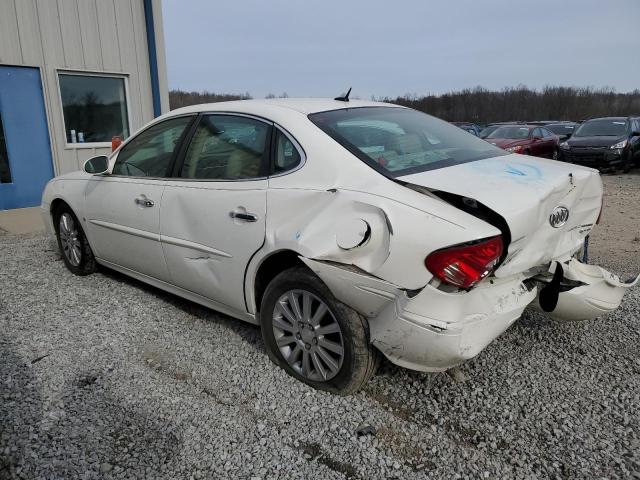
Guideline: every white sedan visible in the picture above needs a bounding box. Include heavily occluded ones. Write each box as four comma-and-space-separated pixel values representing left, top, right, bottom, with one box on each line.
42, 98, 637, 393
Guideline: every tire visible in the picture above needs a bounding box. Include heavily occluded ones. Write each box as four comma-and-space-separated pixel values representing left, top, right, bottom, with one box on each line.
524, 149, 531, 156
552, 148, 559, 160
53, 204, 97, 276
621, 150, 632, 173
260, 267, 378, 394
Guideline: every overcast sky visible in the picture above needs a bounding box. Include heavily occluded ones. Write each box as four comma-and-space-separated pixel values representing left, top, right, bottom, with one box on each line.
162, 0, 640, 99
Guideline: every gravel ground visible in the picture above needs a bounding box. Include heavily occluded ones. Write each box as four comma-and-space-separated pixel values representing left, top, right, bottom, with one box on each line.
1, 174, 639, 479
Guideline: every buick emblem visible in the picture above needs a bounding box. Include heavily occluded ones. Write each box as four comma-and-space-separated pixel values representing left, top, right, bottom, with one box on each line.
549, 206, 569, 228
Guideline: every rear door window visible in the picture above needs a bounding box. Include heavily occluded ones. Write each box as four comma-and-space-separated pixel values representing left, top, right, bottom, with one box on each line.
179, 115, 271, 180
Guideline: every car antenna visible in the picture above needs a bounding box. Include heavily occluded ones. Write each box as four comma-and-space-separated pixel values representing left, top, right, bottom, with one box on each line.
334, 87, 352, 102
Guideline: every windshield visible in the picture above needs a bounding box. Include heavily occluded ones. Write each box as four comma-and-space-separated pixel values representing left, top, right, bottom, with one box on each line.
487, 126, 531, 139
308, 107, 506, 176
574, 119, 627, 137
546, 124, 574, 134
479, 125, 499, 138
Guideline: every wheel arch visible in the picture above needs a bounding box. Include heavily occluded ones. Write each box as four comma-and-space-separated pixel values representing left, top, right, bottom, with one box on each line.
250, 249, 308, 316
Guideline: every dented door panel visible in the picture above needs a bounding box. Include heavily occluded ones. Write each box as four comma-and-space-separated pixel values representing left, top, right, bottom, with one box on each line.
161, 180, 267, 312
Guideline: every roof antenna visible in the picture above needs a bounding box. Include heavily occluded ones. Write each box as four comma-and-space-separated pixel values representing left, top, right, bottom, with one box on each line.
334, 87, 352, 102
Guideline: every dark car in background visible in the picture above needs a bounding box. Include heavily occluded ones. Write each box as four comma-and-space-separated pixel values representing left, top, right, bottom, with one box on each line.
451, 122, 482, 136
546, 122, 577, 141
559, 116, 640, 172
485, 125, 559, 158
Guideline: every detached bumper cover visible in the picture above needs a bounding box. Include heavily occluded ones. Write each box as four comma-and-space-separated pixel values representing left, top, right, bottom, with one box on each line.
369, 276, 537, 372
543, 259, 639, 321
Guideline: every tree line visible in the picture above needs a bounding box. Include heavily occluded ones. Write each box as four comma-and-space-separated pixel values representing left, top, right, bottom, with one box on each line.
170, 86, 640, 123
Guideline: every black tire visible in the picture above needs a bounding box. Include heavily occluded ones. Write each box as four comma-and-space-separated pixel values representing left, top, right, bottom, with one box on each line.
621, 150, 632, 173
524, 149, 531, 156
53, 204, 97, 276
260, 267, 378, 394
552, 148, 559, 160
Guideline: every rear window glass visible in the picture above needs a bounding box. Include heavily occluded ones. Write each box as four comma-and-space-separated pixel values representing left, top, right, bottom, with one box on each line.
308, 107, 506, 177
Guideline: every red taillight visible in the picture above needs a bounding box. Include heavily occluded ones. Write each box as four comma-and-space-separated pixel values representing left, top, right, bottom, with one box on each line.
425, 236, 504, 289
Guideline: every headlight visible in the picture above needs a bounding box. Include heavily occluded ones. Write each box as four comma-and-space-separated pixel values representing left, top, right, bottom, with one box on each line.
560, 142, 570, 150
610, 139, 627, 149
506, 145, 524, 153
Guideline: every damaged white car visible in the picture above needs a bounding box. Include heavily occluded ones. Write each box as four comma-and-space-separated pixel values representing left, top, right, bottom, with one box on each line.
41, 98, 638, 393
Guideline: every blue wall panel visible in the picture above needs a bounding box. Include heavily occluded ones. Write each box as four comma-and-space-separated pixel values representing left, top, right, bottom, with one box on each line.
0, 66, 54, 210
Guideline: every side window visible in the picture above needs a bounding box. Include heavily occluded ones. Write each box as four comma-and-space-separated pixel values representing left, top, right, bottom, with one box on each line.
113, 116, 192, 177
180, 115, 270, 180
273, 129, 302, 174
542, 128, 553, 137
532, 128, 543, 138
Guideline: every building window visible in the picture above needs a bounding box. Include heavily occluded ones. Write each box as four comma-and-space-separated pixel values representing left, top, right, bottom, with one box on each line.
0, 112, 11, 183
58, 73, 130, 145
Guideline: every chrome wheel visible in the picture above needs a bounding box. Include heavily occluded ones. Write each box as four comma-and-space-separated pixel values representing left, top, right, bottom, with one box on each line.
272, 289, 344, 382
59, 213, 82, 267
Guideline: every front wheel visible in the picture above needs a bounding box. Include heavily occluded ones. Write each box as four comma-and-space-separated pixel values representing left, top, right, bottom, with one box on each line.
53, 206, 97, 276
260, 267, 378, 394
621, 150, 632, 173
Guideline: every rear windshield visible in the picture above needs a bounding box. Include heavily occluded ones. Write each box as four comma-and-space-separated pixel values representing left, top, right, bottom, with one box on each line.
574, 119, 627, 137
308, 107, 506, 176
487, 126, 531, 139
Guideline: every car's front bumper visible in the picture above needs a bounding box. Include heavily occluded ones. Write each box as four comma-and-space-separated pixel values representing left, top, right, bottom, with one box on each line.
561, 148, 623, 168
369, 276, 537, 372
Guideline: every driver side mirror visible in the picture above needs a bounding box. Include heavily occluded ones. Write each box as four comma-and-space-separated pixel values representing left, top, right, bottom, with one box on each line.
83, 155, 109, 174
632, 131, 640, 137
533, 136, 542, 142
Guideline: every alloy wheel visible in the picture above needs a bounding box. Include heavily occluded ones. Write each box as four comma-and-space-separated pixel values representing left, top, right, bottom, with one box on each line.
272, 289, 344, 382
59, 213, 82, 267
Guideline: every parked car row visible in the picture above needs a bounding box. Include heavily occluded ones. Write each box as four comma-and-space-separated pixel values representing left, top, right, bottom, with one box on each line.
451, 116, 640, 171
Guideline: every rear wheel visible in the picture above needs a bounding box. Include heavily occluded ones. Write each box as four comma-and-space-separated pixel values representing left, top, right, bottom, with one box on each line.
53, 205, 97, 276
552, 148, 559, 160
260, 267, 378, 394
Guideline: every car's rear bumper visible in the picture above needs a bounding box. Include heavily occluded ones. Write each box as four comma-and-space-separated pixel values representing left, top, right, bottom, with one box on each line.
369, 276, 537, 372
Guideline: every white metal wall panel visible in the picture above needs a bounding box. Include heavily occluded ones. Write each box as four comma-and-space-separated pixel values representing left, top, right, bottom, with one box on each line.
0, 0, 22, 64
77, 0, 104, 71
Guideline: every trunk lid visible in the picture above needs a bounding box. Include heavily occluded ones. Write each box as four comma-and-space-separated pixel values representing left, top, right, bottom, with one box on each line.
398, 154, 603, 277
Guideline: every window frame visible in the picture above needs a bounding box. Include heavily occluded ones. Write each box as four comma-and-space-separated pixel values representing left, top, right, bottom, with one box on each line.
108, 114, 198, 180
268, 125, 307, 178
56, 69, 132, 150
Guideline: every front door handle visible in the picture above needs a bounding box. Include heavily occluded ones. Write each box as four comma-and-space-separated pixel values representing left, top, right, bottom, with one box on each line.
134, 196, 154, 208
230, 210, 258, 222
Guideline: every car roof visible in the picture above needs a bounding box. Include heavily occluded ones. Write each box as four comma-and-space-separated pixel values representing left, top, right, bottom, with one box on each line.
584, 116, 627, 122
168, 98, 402, 116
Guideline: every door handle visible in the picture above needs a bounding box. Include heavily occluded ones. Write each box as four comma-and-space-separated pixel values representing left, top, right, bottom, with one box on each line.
230, 210, 258, 222
134, 196, 154, 207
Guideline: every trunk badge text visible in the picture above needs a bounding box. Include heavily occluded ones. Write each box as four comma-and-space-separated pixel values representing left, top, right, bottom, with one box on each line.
549, 206, 570, 228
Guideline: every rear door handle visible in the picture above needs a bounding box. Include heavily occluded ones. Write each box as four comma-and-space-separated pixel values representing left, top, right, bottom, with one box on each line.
134, 196, 154, 207
230, 211, 258, 222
